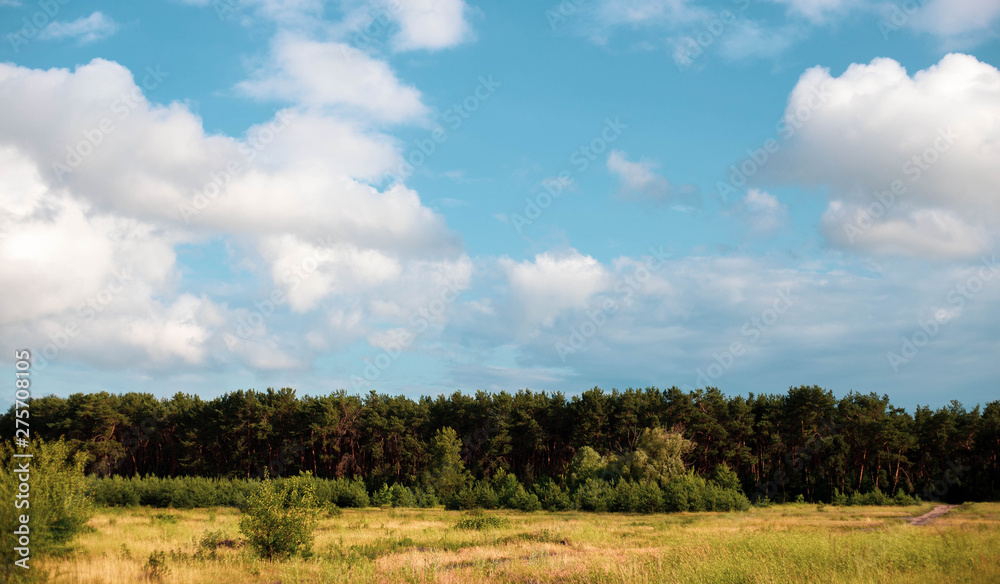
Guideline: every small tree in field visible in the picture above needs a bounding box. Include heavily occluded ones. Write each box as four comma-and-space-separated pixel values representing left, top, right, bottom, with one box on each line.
423, 427, 470, 501
238, 474, 319, 560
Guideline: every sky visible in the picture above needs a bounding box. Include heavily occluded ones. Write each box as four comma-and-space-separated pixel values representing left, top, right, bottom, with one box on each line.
0, 0, 998, 413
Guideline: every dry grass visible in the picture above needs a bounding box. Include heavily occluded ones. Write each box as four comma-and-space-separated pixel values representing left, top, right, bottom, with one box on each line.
39, 502, 1000, 583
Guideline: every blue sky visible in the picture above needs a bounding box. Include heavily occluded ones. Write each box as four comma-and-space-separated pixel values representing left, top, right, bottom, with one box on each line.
0, 0, 998, 412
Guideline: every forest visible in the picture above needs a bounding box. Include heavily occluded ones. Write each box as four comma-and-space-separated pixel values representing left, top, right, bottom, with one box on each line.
2, 385, 997, 504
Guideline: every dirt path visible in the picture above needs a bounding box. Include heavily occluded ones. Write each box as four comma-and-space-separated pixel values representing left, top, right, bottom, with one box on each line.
906, 504, 958, 526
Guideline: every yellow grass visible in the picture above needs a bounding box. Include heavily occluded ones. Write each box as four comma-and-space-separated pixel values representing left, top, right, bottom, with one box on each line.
39, 502, 1000, 583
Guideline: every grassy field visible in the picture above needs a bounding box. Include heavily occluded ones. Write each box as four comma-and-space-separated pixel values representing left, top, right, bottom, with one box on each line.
39, 502, 1000, 584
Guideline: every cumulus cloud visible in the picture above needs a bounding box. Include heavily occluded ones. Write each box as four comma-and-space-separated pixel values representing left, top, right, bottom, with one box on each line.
607, 150, 700, 207
238, 33, 428, 123
907, 0, 1000, 39
734, 189, 787, 234
500, 250, 611, 331
770, 53, 1000, 259
0, 58, 469, 372
38, 12, 118, 44
388, 0, 474, 51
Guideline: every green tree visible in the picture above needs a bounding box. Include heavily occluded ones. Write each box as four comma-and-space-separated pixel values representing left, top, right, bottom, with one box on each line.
621, 427, 693, 487
238, 474, 319, 560
423, 427, 470, 501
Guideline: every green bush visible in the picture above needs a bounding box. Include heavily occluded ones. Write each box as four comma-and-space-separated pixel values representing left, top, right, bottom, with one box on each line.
444, 483, 478, 510
494, 472, 542, 512
454, 513, 510, 530
144, 550, 169, 580
238, 475, 320, 560
372, 483, 393, 507
473, 483, 500, 509
533, 478, 572, 511
574, 478, 612, 512
413, 485, 439, 508
389, 483, 417, 507
0, 438, 93, 582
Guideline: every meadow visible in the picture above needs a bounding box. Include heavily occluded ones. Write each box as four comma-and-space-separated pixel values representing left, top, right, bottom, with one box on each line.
39, 502, 1000, 584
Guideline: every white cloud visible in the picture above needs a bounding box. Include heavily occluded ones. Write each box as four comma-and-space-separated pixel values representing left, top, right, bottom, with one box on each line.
735, 189, 787, 234
771, 53, 1000, 259
607, 150, 700, 207
389, 0, 474, 51
0, 58, 470, 372
908, 0, 1000, 38
765, 0, 860, 23
38, 12, 118, 44
594, 0, 707, 27
500, 250, 611, 331
238, 33, 428, 123
717, 21, 804, 61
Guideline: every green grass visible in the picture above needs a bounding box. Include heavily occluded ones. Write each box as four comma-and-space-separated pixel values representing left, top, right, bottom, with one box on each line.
39, 502, 1000, 583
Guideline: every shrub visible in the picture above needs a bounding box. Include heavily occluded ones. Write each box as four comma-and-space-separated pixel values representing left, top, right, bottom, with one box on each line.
473, 483, 499, 509
238, 475, 320, 560
454, 513, 510, 530
444, 484, 478, 510
533, 479, 572, 511
413, 485, 439, 508
0, 438, 93, 577
372, 483, 393, 507
709, 463, 743, 494
493, 472, 542, 512
144, 550, 169, 580
389, 483, 417, 508
574, 478, 612, 512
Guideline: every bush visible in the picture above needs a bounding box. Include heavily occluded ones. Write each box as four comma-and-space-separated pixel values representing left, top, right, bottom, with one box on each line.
413, 485, 439, 508
238, 475, 320, 560
444, 483, 478, 510
709, 463, 743, 494
533, 479, 572, 511
662, 472, 750, 512
574, 478, 612, 512
0, 438, 93, 581
454, 513, 510, 530
473, 483, 500, 509
144, 550, 169, 580
493, 472, 541, 512
372, 483, 393, 507
389, 483, 417, 508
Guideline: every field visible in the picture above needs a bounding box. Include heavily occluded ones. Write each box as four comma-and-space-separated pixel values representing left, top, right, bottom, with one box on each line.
39, 503, 1000, 584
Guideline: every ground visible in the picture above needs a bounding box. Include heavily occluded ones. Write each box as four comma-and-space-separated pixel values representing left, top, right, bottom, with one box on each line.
39, 502, 1000, 583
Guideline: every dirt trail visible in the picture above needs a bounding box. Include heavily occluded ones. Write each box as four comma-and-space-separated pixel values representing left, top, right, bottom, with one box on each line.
906, 504, 958, 526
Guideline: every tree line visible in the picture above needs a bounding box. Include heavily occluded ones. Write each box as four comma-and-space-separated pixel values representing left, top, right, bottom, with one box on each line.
2, 385, 997, 503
